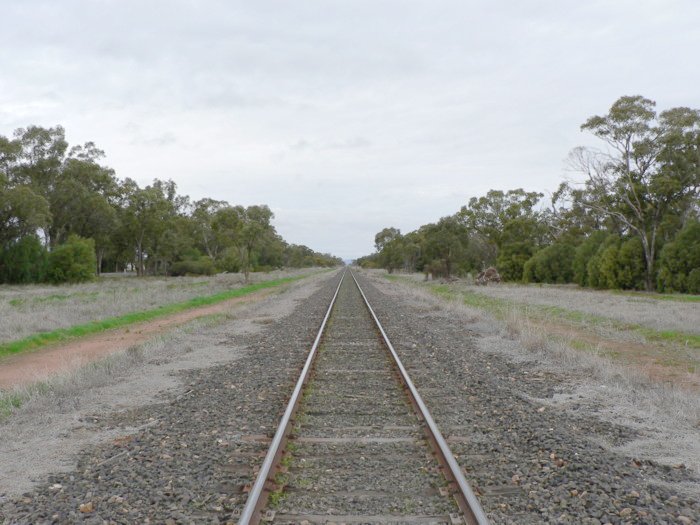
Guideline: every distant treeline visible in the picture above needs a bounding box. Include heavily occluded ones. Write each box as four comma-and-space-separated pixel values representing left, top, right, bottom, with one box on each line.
0, 125, 342, 284
357, 96, 700, 293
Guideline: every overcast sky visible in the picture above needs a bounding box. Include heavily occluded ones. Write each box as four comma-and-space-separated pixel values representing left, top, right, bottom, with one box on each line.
2, 1, 699, 259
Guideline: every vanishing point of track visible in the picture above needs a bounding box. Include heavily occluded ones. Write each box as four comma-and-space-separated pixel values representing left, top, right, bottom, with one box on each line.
238, 269, 489, 525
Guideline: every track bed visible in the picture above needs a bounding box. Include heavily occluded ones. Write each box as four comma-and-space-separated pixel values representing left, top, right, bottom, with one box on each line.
269, 275, 460, 524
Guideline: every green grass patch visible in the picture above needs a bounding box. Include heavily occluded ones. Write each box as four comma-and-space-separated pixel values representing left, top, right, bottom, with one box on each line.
612, 290, 700, 303
0, 275, 308, 359
166, 280, 210, 290
0, 393, 22, 418
9, 291, 101, 307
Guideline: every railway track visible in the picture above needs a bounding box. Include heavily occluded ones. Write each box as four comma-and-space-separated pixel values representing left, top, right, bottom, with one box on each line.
238, 269, 489, 525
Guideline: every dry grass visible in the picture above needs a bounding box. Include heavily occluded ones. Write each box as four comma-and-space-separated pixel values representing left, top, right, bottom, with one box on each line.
0, 312, 226, 421
501, 310, 700, 424
462, 281, 700, 336
0, 269, 315, 344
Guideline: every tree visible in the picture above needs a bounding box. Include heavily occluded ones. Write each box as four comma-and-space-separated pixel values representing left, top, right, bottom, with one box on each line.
570, 95, 700, 290
495, 217, 544, 281
12, 126, 68, 245
50, 151, 119, 272
458, 189, 544, 253
0, 235, 48, 284
191, 198, 230, 259
374, 227, 404, 273
237, 205, 276, 281
420, 217, 469, 277
0, 175, 51, 249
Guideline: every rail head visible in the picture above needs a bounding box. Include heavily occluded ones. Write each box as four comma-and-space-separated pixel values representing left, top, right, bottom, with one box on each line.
238, 268, 347, 525
349, 269, 490, 525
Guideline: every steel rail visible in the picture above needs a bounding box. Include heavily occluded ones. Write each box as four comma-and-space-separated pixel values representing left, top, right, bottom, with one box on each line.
349, 269, 490, 525
238, 268, 347, 525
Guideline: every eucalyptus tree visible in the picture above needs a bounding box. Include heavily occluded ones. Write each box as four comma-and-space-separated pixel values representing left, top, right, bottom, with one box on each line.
570, 95, 700, 290
237, 205, 276, 281
192, 198, 230, 259
420, 216, 469, 278
0, 173, 50, 249
374, 227, 404, 273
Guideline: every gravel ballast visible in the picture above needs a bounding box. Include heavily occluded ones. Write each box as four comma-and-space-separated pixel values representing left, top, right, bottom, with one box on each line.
272, 273, 458, 523
356, 271, 700, 524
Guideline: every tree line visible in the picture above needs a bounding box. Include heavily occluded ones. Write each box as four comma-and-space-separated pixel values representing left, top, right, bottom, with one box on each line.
357, 96, 700, 293
0, 125, 342, 284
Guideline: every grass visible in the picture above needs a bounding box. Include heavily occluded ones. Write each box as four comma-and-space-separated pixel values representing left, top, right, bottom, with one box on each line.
0, 275, 307, 359
383, 273, 699, 385
612, 290, 700, 303
0, 393, 22, 418
9, 291, 100, 307
0, 269, 325, 344
0, 311, 229, 420
394, 277, 700, 350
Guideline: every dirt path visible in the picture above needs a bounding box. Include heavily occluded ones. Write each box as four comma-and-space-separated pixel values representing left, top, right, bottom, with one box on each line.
0, 289, 274, 390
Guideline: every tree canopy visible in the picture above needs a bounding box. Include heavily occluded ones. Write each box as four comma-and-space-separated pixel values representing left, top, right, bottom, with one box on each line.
0, 125, 342, 284
360, 95, 699, 293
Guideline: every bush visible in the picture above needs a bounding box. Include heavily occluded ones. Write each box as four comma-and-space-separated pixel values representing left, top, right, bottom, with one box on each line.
215, 247, 241, 273
0, 235, 48, 283
616, 237, 646, 290
586, 234, 620, 288
497, 241, 536, 281
572, 231, 608, 286
688, 268, 700, 294
47, 235, 97, 284
170, 256, 216, 276
657, 221, 700, 293
583, 235, 646, 290
523, 243, 575, 284
597, 243, 621, 289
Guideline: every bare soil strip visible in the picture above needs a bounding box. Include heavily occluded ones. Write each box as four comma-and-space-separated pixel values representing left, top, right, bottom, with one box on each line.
0, 289, 274, 390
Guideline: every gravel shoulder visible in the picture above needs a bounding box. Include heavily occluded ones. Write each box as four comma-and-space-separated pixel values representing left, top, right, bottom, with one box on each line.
357, 270, 700, 524
0, 270, 339, 510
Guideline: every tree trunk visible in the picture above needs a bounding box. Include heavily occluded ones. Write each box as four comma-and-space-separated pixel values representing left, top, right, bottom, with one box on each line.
640, 234, 655, 292
136, 240, 144, 276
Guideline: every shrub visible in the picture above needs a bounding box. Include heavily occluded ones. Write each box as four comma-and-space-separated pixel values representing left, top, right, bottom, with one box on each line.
572, 231, 608, 286
586, 234, 620, 288
0, 235, 48, 284
216, 247, 241, 273
596, 243, 620, 289
170, 256, 216, 276
47, 235, 97, 284
523, 243, 575, 284
688, 268, 700, 294
657, 221, 700, 293
615, 237, 646, 290
497, 241, 536, 281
